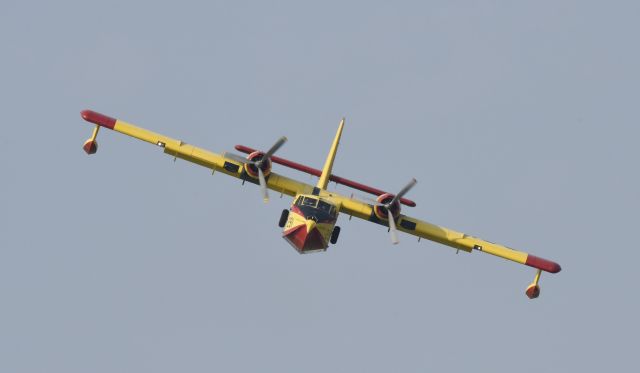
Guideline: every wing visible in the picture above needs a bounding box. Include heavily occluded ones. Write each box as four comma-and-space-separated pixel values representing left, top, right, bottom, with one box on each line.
331, 192, 561, 274
80, 110, 315, 198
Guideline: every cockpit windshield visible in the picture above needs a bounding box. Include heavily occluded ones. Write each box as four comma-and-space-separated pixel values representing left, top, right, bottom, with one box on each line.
318, 200, 332, 213
301, 197, 318, 207
296, 196, 337, 218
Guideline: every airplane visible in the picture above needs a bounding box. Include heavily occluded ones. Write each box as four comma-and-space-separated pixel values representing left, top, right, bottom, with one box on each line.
80, 110, 561, 299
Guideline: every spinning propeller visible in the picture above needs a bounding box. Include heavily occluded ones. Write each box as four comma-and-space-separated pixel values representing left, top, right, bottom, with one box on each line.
225, 136, 287, 203
370, 178, 417, 244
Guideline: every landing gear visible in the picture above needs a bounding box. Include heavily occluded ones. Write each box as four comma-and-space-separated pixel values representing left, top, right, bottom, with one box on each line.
330, 226, 341, 245
278, 209, 289, 228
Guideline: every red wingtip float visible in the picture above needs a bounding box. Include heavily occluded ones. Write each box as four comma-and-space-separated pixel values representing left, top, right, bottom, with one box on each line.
526, 283, 541, 299
525, 269, 544, 299
80, 109, 562, 298
82, 139, 98, 154
80, 111, 117, 154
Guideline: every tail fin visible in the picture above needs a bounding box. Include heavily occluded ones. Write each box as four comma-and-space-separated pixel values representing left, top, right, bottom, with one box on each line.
316, 118, 345, 190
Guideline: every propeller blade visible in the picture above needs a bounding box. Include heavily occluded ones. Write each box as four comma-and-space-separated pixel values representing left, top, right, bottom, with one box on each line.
224, 152, 251, 164
390, 178, 417, 207
258, 167, 269, 203
264, 136, 288, 160
388, 212, 399, 245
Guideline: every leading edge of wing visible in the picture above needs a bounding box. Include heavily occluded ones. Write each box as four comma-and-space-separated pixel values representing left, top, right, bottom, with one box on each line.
235, 145, 417, 207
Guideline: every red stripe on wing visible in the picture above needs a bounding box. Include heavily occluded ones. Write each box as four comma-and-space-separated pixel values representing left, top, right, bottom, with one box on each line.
235, 145, 417, 207
81, 110, 116, 130
525, 254, 562, 273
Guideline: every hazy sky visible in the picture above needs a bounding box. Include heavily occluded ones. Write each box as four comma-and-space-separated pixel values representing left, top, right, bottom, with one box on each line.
1, 1, 638, 372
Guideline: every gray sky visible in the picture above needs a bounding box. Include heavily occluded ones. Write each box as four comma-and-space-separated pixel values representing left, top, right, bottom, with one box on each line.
1, 1, 638, 372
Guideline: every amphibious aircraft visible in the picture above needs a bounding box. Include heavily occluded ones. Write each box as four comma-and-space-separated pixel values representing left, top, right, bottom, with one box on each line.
81, 110, 561, 299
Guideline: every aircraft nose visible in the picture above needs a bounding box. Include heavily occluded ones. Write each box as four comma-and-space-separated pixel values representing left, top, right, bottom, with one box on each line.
282, 219, 327, 253
305, 219, 317, 233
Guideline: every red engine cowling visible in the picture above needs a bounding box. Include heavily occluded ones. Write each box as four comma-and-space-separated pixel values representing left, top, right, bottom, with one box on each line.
373, 193, 401, 221
244, 151, 272, 179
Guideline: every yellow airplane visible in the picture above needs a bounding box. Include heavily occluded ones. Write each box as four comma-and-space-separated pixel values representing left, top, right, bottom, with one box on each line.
81, 110, 561, 299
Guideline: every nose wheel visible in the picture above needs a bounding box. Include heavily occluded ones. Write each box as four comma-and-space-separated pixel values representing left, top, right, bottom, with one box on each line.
278, 209, 289, 228
330, 226, 341, 245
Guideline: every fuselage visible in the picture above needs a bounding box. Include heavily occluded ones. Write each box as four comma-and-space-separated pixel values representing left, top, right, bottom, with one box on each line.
283, 194, 339, 253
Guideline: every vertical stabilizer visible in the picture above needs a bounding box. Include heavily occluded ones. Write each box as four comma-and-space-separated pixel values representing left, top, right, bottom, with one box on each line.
317, 118, 345, 190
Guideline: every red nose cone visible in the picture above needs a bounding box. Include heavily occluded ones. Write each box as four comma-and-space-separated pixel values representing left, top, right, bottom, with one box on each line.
283, 225, 327, 253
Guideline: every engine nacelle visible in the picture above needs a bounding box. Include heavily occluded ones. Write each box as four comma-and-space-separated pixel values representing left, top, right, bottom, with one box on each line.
244, 151, 272, 179
373, 193, 401, 221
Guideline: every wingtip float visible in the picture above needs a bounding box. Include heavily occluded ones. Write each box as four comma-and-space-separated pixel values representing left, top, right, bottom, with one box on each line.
80, 110, 117, 155
80, 109, 562, 299
524, 255, 561, 299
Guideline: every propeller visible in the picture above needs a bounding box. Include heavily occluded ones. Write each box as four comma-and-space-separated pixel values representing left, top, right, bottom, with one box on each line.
225, 136, 287, 203
377, 178, 417, 244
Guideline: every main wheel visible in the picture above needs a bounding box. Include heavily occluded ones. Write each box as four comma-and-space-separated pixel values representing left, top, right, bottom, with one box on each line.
330, 226, 341, 245
278, 209, 289, 228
